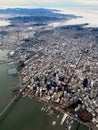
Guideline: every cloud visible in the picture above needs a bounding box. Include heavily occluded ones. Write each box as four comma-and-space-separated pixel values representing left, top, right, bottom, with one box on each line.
49, 9, 98, 28
0, 0, 98, 4
0, 0, 98, 9
76, 0, 98, 5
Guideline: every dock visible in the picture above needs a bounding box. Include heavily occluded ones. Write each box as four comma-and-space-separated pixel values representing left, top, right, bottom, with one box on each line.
60, 113, 68, 125
0, 60, 14, 64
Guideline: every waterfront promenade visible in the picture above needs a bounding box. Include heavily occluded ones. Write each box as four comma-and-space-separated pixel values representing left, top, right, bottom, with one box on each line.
29, 95, 98, 130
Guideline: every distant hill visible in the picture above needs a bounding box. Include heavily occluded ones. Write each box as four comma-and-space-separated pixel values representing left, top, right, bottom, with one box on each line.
0, 8, 82, 24
0, 8, 80, 18
0, 8, 57, 15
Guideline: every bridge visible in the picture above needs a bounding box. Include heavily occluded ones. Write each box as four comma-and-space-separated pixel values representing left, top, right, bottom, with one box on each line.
0, 86, 26, 121
0, 94, 20, 121
0, 71, 27, 122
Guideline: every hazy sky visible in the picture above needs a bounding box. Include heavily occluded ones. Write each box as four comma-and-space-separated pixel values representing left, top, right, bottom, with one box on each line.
0, 0, 98, 9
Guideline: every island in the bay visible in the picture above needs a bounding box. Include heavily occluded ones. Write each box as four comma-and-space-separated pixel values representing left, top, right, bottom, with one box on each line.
0, 8, 98, 130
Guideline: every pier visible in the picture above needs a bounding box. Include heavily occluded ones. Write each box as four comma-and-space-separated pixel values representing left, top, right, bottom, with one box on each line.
0, 60, 14, 64
9, 83, 20, 96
